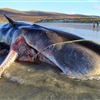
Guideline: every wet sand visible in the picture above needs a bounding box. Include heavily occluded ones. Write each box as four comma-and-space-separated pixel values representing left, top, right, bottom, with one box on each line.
55, 23, 100, 31
0, 57, 100, 100
37, 23, 100, 43
36, 22, 100, 31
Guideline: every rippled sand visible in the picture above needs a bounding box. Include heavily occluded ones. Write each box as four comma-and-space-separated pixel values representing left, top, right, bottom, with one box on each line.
0, 56, 100, 100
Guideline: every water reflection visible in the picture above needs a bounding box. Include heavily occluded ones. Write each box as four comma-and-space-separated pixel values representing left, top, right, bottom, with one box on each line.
0, 60, 100, 100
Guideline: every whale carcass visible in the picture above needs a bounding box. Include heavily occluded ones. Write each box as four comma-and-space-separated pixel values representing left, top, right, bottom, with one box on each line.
0, 14, 100, 78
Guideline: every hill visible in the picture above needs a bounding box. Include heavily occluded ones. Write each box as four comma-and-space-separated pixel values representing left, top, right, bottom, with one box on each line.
0, 8, 100, 23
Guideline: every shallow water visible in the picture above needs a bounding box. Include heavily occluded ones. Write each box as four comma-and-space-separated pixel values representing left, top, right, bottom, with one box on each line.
1, 58, 100, 100
0, 23, 100, 100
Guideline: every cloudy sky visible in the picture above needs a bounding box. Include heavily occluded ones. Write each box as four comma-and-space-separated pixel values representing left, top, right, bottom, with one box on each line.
0, 0, 100, 16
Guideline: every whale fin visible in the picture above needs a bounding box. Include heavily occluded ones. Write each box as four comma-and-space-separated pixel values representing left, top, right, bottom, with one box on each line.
0, 50, 18, 78
3, 13, 16, 25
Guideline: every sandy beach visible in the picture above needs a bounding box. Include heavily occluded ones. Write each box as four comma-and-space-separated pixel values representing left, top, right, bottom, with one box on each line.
37, 22, 100, 31
37, 23, 100, 44
56, 23, 100, 31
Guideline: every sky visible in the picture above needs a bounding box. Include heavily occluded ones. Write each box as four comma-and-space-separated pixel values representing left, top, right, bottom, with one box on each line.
0, 0, 100, 16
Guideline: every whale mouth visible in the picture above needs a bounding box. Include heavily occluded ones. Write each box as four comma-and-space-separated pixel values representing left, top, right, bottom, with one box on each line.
17, 39, 37, 62
12, 36, 38, 62
0, 36, 38, 77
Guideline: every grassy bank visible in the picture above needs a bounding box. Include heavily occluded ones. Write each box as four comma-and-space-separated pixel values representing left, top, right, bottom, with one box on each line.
37, 18, 100, 23
0, 16, 100, 24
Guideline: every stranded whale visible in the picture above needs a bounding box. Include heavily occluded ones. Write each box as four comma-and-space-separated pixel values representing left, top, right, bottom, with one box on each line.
0, 14, 100, 78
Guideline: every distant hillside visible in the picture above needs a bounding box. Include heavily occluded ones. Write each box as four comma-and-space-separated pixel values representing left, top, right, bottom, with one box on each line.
0, 8, 100, 23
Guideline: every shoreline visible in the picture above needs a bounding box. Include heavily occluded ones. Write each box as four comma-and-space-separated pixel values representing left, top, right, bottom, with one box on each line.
36, 22, 100, 31
37, 22, 100, 44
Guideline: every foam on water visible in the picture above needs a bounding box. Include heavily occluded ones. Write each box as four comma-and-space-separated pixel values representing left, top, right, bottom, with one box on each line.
0, 53, 100, 100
